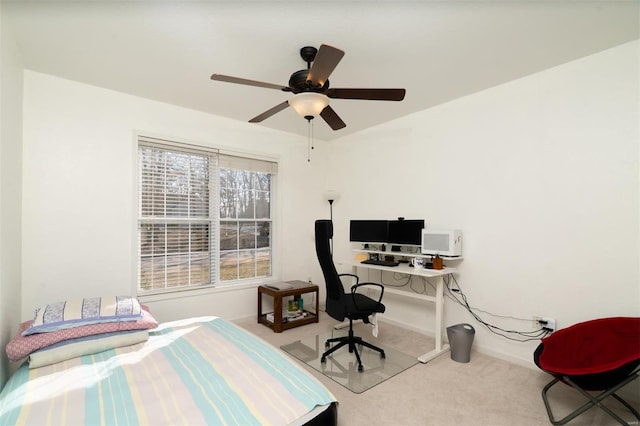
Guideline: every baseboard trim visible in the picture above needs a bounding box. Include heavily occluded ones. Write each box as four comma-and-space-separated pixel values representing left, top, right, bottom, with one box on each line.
377, 316, 539, 371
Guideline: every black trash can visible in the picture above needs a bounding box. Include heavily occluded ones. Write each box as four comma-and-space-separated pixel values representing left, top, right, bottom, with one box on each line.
447, 323, 475, 363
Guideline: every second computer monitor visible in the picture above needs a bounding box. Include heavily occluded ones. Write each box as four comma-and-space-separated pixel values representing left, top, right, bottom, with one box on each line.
387, 219, 425, 246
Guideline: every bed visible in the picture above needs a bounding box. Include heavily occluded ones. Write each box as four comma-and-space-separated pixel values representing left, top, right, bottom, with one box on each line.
0, 314, 337, 425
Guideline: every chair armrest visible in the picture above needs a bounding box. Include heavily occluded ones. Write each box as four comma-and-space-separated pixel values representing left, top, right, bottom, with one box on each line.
339, 273, 359, 286
351, 282, 384, 304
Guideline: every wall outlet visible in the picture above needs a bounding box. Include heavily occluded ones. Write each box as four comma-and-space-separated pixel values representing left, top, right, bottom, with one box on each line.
542, 317, 556, 332
535, 316, 556, 332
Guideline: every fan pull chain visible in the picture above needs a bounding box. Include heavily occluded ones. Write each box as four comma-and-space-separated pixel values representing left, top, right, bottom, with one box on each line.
307, 120, 311, 162
307, 118, 315, 162
311, 119, 315, 150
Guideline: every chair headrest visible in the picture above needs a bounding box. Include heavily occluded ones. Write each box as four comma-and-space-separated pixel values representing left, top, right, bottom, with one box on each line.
315, 219, 333, 240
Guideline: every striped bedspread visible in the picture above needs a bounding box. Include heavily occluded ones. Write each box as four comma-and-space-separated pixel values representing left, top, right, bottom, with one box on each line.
0, 317, 336, 425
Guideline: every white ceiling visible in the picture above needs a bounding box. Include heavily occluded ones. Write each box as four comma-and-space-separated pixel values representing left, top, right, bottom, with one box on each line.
4, 1, 639, 141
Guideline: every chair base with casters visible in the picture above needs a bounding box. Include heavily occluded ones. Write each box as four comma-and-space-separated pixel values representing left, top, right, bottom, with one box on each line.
321, 318, 385, 373
534, 316, 640, 426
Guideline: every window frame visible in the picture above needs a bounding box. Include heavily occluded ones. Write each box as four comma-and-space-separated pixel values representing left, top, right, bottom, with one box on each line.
134, 134, 279, 298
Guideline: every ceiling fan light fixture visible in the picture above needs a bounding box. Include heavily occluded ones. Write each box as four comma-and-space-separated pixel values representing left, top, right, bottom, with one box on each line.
288, 92, 329, 119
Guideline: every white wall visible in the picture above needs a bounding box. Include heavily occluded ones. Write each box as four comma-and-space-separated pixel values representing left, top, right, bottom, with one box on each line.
0, 4, 23, 387
328, 40, 639, 366
17, 40, 639, 369
21, 71, 330, 323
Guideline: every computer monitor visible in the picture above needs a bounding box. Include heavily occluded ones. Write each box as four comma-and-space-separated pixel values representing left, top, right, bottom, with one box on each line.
349, 220, 389, 244
387, 219, 425, 246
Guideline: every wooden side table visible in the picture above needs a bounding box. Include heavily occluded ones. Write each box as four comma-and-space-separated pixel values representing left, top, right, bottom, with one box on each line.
258, 280, 319, 332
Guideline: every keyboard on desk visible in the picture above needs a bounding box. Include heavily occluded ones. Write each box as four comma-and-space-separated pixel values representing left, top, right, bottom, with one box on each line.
360, 259, 400, 267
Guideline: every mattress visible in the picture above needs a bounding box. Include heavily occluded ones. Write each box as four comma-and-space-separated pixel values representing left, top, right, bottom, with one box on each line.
0, 316, 337, 425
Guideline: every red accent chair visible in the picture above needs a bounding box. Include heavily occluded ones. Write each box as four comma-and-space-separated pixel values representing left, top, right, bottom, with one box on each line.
534, 317, 640, 425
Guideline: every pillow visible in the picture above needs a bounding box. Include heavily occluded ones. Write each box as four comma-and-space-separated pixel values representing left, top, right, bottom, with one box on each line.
23, 296, 143, 336
6, 308, 158, 362
28, 329, 149, 368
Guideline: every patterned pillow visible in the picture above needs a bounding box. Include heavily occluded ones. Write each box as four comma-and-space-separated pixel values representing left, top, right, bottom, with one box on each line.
23, 296, 143, 336
6, 308, 158, 362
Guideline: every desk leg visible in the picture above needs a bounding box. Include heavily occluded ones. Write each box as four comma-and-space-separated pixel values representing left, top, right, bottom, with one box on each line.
418, 275, 450, 363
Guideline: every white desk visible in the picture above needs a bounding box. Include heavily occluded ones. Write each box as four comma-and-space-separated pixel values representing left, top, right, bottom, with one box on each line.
346, 261, 456, 364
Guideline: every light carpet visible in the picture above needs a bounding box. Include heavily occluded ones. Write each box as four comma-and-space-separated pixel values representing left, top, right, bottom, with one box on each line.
236, 313, 639, 425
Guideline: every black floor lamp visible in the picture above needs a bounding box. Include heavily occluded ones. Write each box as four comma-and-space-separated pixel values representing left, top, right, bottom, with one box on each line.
324, 190, 340, 255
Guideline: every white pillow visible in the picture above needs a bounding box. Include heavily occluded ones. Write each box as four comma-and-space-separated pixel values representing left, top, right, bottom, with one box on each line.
28, 329, 149, 368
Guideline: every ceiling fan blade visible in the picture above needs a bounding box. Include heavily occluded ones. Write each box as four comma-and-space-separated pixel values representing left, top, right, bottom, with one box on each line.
320, 105, 346, 130
307, 44, 345, 88
248, 100, 290, 123
211, 74, 288, 91
326, 88, 406, 101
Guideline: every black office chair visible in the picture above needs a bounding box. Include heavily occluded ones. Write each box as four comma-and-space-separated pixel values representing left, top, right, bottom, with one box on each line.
315, 219, 386, 372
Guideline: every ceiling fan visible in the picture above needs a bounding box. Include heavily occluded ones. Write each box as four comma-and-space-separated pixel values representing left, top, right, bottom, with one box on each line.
210, 44, 406, 130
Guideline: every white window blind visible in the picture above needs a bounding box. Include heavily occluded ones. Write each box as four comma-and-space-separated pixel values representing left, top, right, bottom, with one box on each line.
138, 137, 218, 292
219, 153, 278, 175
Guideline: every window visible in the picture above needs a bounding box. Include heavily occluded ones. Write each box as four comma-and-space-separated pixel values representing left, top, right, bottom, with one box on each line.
138, 137, 276, 294
219, 168, 272, 281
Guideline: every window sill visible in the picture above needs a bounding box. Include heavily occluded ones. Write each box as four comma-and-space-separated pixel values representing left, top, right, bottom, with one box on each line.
138, 279, 279, 304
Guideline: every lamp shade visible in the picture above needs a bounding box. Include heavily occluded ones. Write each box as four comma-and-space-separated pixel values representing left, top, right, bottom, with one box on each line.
324, 190, 340, 203
289, 93, 329, 118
